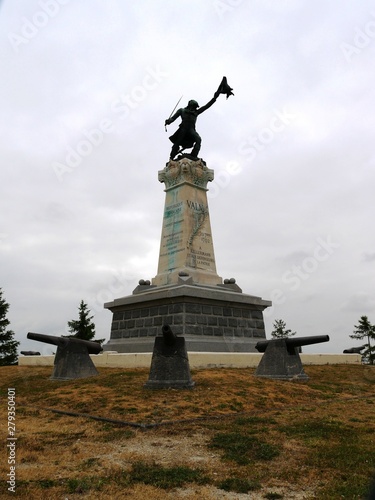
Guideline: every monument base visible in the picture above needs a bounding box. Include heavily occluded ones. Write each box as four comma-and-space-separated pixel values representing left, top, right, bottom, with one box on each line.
104, 280, 271, 353
51, 345, 99, 380
144, 336, 195, 389
255, 339, 310, 380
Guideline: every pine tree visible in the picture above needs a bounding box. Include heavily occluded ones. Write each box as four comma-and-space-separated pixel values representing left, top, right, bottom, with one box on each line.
271, 319, 296, 339
67, 300, 96, 341
350, 315, 375, 365
0, 288, 19, 366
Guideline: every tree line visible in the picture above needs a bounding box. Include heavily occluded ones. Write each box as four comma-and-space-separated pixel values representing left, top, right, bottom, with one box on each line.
0, 289, 102, 366
271, 317, 375, 364
1, 287, 374, 365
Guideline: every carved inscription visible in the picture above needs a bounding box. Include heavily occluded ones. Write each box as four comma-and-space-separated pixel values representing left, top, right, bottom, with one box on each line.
160, 201, 184, 258
184, 199, 215, 269
187, 200, 205, 211
188, 249, 216, 268
153, 170, 221, 285
186, 199, 208, 248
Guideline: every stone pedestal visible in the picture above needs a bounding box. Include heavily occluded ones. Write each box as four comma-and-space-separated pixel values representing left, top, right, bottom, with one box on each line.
104, 157, 271, 353
104, 281, 271, 353
144, 335, 195, 389
255, 339, 309, 380
152, 158, 222, 286
51, 343, 99, 380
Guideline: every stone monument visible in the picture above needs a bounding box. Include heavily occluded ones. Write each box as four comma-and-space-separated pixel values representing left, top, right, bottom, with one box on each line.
145, 325, 194, 389
27, 332, 102, 380
254, 335, 330, 380
104, 77, 271, 353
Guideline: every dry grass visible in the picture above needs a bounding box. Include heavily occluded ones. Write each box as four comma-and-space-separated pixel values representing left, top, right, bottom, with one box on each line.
0, 364, 374, 499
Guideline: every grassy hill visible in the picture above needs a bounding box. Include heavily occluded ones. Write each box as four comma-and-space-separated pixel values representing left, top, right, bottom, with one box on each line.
1, 364, 375, 499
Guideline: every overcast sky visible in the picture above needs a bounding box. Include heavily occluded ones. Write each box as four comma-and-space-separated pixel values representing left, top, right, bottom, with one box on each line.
1, 0, 374, 354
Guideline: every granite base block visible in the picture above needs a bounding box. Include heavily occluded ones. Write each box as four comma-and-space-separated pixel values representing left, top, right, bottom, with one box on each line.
104, 283, 271, 353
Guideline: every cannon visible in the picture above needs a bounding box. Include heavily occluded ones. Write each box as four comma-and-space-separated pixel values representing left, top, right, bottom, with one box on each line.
27, 332, 102, 354
27, 332, 102, 380
255, 335, 330, 353
254, 335, 330, 380
162, 324, 177, 346
343, 344, 366, 354
145, 325, 194, 389
20, 351, 41, 356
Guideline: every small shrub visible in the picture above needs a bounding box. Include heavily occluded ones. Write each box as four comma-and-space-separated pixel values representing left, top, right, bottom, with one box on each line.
235, 416, 277, 426
37, 479, 57, 489
209, 432, 280, 465
66, 476, 109, 494
67, 477, 91, 494
218, 477, 260, 493
129, 461, 209, 489
280, 418, 349, 440
80, 457, 101, 469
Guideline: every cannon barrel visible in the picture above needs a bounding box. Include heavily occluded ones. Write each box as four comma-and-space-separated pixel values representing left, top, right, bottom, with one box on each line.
27, 332, 102, 354
27, 332, 63, 347
162, 324, 177, 346
343, 344, 366, 354
255, 335, 330, 353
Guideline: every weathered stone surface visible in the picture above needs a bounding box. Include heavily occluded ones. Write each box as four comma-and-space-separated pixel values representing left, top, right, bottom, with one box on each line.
27, 332, 101, 380
52, 343, 99, 380
153, 158, 222, 286
144, 329, 194, 389
255, 339, 308, 380
103, 158, 272, 353
104, 284, 271, 353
